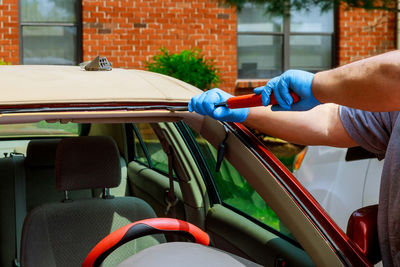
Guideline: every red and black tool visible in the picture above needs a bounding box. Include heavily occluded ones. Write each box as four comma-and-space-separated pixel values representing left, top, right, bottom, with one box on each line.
215, 91, 300, 109
170, 91, 300, 112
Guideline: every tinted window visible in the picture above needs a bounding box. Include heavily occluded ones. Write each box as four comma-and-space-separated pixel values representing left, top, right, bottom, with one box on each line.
133, 123, 170, 175
237, 3, 334, 77
132, 125, 149, 167
21, 0, 77, 23
188, 126, 292, 238
20, 0, 80, 65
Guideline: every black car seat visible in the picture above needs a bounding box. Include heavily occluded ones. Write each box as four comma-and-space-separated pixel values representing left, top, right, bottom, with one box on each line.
0, 139, 93, 267
25, 139, 92, 211
20, 136, 165, 267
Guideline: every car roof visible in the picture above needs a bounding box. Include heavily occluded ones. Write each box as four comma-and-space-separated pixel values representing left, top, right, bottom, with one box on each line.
0, 65, 201, 106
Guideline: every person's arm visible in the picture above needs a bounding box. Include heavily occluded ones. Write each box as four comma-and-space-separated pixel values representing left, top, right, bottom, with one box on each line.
313, 50, 400, 111
255, 50, 400, 112
244, 104, 357, 147
189, 49, 400, 147
188, 89, 357, 147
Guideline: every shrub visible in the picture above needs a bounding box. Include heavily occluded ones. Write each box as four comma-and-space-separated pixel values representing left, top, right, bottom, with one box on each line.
146, 48, 220, 90
0, 60, 10, 65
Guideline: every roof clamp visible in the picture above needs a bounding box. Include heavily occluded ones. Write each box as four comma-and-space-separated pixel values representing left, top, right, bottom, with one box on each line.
80, 56, 112, 71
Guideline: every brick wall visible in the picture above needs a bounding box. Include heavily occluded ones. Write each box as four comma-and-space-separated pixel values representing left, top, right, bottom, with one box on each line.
0, 0, 19, 65
82, 0, 237, 93
337, 4, 397, 65
0, 1, 398, 93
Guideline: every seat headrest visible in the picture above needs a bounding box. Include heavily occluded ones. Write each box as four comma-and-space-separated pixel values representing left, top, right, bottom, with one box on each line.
25, 139, 61, 167
55, 136, 121, 191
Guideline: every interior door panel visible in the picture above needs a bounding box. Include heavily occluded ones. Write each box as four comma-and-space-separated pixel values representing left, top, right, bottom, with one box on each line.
128, 121, 316, 266
127, 161, 185, 220
206, 204, 314, 267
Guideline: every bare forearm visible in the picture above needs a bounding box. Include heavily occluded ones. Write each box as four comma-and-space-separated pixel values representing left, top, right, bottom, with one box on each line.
313, 50, 400, 111
244, 104, 357, 147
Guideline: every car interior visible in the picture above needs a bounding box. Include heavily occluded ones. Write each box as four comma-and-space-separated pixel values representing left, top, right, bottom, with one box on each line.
0, 112, 340, 266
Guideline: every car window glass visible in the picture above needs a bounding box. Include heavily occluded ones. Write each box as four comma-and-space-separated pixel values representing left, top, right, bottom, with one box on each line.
133, 123, 169, 174
0, 121, 81, 137
188, 126, 292, 239
133, 125, 149, 167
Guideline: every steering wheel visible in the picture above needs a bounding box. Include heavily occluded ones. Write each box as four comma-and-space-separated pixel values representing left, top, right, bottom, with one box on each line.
82, 218, 211, 267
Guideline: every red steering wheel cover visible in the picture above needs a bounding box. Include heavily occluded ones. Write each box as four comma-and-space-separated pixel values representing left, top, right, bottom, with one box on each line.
82, 218, 210, 267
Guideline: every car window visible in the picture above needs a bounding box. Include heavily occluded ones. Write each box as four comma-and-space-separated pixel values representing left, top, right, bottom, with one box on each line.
0, 121, 81, 138
186, 125, 293, 239
132, 123, 170, 175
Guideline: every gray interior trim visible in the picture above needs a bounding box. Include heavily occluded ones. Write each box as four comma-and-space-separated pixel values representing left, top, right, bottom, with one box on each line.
117, 242, 262, 267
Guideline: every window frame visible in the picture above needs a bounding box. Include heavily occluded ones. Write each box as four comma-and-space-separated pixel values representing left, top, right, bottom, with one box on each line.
237, 3, 336, 77
132, 123, 153, 168
175, 121, 221, 205
130, 123, 178, 179
175, 121, 301, 248
18, 0, 83, 65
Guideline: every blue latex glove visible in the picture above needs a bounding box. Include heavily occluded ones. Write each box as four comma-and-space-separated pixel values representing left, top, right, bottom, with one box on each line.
188, 88, 249, 122
254, 70, 321, 111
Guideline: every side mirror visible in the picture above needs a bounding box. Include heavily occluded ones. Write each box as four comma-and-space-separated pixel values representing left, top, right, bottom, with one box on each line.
346, 204, 381, 264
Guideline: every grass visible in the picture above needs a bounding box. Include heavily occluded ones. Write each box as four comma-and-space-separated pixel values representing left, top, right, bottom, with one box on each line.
0, 121, 80, 137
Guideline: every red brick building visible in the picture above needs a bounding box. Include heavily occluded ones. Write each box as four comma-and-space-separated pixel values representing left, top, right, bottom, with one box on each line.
0, 0, 397, 95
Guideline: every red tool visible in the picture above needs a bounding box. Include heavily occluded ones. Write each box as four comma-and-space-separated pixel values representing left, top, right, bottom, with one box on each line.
215, 91, 300, 109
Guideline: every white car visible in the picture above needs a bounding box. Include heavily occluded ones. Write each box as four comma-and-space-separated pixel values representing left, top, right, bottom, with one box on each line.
294, 145, 383, 231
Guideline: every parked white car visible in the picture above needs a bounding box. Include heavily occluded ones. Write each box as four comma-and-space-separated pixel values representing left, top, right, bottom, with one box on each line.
294, 145, 383, 231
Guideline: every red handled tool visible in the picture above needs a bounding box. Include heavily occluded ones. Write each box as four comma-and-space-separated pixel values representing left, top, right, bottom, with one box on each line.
215, 91, 300, 109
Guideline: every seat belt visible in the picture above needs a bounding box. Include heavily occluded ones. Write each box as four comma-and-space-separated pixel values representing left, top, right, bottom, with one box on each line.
150, 124, 179, 217
12, 153, 26, 267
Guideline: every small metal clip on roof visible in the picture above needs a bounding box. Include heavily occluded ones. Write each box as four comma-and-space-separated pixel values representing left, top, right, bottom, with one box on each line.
80, 56, 112, 71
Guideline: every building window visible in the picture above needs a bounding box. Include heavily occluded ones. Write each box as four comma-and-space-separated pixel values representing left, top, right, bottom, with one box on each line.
19, 0, 81, 65
237, 3, 334, 79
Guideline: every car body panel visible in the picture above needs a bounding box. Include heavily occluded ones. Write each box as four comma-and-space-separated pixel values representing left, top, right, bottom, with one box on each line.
294, 146, 382, 231
363, 159, 383, 206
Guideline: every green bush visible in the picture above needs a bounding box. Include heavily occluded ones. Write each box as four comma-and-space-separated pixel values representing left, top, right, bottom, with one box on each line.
146, 48, 220, 90
0, 60, 10, 65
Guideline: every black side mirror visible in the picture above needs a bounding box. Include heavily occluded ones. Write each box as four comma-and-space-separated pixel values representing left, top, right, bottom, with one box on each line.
346, 204, 381, 264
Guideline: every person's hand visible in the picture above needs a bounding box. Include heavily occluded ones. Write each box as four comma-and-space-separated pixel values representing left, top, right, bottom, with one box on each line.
188, 88, 249, 122
254, 70, 321, 111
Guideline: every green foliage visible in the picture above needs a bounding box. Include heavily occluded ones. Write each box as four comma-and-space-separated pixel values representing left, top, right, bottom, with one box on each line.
221, 0, 399, 15
35, 121, 80, 135
146, 48, 220, 90
0, 60, 10, 65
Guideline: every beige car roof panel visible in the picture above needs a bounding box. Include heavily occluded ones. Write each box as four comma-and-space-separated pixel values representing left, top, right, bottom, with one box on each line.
0, 65, 202, 106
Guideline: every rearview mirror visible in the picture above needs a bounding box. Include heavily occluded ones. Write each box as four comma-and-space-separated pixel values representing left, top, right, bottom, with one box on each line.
346, 204, 381, 264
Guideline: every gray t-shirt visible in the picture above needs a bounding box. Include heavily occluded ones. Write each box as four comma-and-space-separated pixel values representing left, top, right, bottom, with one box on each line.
340, 106, 400, 267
